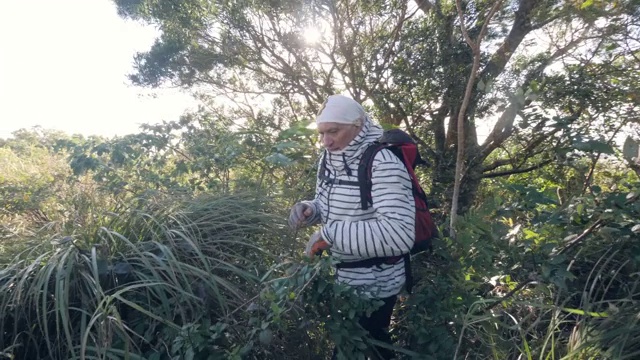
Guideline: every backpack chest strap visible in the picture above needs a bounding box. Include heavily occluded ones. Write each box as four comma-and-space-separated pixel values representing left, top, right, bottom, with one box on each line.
318, 153, 361, 187
319, 143, 384, 210
318, 173, 360, 187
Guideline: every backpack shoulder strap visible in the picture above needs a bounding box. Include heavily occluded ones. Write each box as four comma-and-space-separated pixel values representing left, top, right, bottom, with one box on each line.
357, 142, 384, 210
319, 150, 328, 177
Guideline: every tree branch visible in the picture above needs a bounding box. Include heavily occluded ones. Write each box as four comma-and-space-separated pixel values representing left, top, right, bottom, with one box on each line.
582, 119, 627, 194
557, 219, 604, 255
484, 122, 562, 171
479, 103, 521, 159
368, 3, 410, 104
482, 159, 553, 179
478, 0, 539, 84
450, 0, 504, 237
479, 28, 591, 159
403, 115, 437, 162
484, 279, 537, 312
482, 157, 513, 173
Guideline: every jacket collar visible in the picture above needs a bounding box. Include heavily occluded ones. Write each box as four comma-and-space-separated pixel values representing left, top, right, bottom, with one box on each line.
324, 117, 383, 171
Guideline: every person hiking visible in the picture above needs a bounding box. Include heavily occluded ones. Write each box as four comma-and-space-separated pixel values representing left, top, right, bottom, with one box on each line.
289, 94, 416, 359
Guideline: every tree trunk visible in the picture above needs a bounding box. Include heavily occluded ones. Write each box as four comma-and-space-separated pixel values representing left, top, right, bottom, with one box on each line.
430, 143, 483, 214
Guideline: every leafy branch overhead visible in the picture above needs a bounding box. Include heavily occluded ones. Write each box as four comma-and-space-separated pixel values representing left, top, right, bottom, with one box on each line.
114, 0, 640, 213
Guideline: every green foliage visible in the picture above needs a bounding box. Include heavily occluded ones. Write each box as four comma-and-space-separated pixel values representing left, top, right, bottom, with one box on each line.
247, 256, 431, 360
431, 166, 640, 359
111, 0, 640, 213
52, 102, 318, 204
0, 146, 64, 215
0, 140, 111, 262
2, 120, 640, 359
0, 193, 288, 359
2, 1, 640, 358
396, 254, 466, 358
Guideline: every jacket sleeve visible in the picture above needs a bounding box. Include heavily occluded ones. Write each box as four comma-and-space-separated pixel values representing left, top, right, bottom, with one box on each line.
320, 149, 415, 258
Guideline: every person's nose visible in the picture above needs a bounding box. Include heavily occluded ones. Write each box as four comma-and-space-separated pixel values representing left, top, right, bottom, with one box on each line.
322, 135, 333, 148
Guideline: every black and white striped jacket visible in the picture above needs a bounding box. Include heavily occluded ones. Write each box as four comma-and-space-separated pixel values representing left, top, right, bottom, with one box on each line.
306, 118, 415, 298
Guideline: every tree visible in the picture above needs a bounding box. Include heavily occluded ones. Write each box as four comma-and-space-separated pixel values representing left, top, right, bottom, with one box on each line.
113, 0, 640, 217
60, 102, 318, 201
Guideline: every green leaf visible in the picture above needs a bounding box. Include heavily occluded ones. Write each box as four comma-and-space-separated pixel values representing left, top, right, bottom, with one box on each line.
573, 140, 614, 154
259, 329, 273, 345
598, 226, 620, 240
275, 141, 300, 151
530, 80, 539, 92
175, 160, 189, 173
541, 264, 551, 279
514, 87, 526, 105
580, 0, 594, 9
561, 307, 607, 317
623, 136, 639, 163
185, 347, 195, 360
549, 254, 566, 265
96, 258, 109, 275
265, 153, 293, 166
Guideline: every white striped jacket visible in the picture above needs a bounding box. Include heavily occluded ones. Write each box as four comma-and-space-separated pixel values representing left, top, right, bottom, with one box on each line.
306, 119, 416, 298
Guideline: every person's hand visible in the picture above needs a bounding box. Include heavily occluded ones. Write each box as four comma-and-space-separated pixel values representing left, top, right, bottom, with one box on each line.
305, 230, 329, 258
288, 202, 315, 229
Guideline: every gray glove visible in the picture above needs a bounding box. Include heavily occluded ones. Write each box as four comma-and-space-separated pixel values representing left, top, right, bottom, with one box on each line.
288, 202, 316, 229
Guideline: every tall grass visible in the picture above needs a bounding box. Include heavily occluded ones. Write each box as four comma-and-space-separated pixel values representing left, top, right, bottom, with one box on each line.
450, 227, 640, 360
0, 193, 287, 359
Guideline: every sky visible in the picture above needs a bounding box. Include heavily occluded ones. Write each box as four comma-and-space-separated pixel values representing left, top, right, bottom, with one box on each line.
0, 0, 198, 139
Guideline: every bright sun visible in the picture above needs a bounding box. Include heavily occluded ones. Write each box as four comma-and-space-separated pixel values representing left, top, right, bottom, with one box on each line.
303, 26, 322, 44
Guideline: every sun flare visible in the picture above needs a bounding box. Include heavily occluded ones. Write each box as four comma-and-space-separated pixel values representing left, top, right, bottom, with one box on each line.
302, 26, 322, 44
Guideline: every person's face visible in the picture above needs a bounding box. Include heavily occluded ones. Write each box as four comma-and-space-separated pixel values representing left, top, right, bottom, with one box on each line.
317, 122, 361, 152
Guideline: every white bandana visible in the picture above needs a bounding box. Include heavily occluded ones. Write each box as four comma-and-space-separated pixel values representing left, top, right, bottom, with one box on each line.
315, 94, 366, 126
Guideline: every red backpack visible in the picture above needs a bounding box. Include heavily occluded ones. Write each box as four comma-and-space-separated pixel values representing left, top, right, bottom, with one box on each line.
319, 129, 439, 292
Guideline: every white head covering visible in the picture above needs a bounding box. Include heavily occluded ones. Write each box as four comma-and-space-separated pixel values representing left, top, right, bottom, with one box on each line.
315, 94, 366, 126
